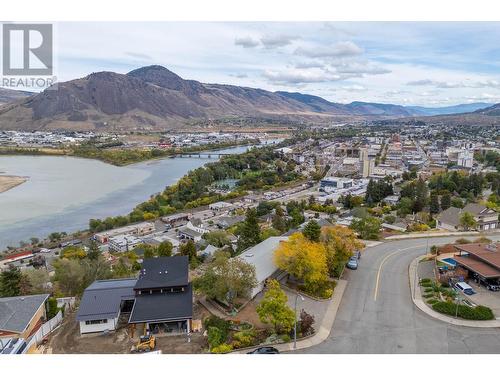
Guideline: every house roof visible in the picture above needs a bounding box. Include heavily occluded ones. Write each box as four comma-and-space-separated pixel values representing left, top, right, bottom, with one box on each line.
463, 203, 487, 216
134, 256, 189, 290
237, 236, 288, 284
128, 283, 193, 324
438, 204, 496, 227
453, 256, 500, 279
436, 207, 462, 227
454, 243, 500, 270
178, 227, 202, 239
0, 294, 49, 333
76, 279, 136, 322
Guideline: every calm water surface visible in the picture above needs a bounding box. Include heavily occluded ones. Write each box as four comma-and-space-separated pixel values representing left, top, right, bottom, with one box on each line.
0, 144, 259, 249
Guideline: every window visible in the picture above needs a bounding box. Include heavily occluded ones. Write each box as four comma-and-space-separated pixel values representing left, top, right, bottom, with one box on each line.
85, 319, 108, 325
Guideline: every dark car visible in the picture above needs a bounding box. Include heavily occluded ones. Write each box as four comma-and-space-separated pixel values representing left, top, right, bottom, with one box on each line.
247, 346, 280, 354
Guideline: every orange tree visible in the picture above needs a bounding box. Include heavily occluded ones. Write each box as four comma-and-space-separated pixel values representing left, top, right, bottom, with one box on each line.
274, 232, 330, 297
321, 226, 363, 277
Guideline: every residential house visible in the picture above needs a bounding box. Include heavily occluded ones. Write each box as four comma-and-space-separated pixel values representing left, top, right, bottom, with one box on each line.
453, 242, 500, 283
0, 294, 49, 340
237, 236, 288, 298
76, 256, 193, 335
437, 203, 498, 231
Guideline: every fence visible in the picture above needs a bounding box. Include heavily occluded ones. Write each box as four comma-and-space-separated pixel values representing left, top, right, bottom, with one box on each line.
23, 310, 63, 353
57, 296, 76, 310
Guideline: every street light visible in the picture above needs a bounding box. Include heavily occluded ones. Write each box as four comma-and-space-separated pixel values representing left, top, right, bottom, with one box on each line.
293, 292, 305, 350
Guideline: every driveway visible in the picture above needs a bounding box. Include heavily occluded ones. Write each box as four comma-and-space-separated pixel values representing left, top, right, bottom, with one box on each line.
298, 235, 500, 354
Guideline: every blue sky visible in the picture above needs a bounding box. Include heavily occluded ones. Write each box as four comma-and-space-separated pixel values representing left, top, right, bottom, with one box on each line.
52, 22, 500, 106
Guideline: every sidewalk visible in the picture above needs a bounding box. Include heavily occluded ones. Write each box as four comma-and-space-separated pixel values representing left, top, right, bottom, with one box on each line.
388, 231, 487, 240
408, 255, 500, 328
232, 279, 347, 353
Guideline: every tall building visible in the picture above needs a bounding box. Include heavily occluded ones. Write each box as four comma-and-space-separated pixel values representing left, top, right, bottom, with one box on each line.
359, 148, 374, 178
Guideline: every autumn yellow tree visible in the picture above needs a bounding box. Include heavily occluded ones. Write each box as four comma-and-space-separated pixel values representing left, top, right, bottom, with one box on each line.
321, 226, 364, 277
274, 232, 330, 296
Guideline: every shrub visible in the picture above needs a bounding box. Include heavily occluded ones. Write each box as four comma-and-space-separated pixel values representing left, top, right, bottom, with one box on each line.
232, 330, 256, 349
207, 326, 225, 349
432, 301, 494, 320
280, 334, 291, 343
426, 299, 439, 305
47, 297, 60, 319
204, 315, 231, 341
455, 238, 471, 245
211, 343, 233, 354
424, 288, 433, 293
423, 293, 435, 299
320, 288, 333, 299
298, 309, 315, 336
420, 278, 431, 284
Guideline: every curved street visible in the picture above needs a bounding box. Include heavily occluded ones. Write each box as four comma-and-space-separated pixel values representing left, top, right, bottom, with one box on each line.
300, 235, 500, 354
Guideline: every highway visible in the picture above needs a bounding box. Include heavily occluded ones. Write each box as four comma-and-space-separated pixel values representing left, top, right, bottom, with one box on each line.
300, 235, 500, 354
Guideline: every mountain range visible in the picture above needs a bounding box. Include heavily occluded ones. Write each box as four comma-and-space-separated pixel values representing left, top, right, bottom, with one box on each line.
0, 88, 32, 105
0, 65, 498, 131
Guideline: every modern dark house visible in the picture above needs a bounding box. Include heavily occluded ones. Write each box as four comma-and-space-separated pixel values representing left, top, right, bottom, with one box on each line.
76, 256, 193, 335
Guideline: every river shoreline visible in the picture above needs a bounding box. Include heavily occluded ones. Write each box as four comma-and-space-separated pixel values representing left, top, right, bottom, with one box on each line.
0, 175, 28, 194
0, 139, 264, 167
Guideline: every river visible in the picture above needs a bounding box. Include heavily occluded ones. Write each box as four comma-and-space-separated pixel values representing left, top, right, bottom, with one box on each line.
0, 143, 273, 250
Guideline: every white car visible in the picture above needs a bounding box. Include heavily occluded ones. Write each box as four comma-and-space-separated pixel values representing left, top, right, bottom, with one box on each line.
39, 248, 51, 253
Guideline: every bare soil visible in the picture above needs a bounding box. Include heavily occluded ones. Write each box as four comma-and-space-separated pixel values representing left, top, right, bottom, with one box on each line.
0, 175, 27, 193
46, 303, 211, 354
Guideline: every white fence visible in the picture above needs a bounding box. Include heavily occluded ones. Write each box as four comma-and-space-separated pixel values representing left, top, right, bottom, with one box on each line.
57, 296, 76, 310
23, 311, 63, 353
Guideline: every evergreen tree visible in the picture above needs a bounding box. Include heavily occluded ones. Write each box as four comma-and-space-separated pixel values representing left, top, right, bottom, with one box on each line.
179, 240, 197, 262
87, 240, 100, 261
272, 206, 287, 233
429, 193, 440, 214
0, 266, 22, 297
237, 208, 261, 251
303, 220, 321, 242
157, 241, 173, 257
440, 192, 451, 210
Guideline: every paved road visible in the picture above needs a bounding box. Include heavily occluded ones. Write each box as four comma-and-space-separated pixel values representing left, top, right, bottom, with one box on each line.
300, 235, 500, 354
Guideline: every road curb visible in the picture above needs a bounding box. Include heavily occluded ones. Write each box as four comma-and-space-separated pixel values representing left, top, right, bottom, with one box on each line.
408, 255, 500, 328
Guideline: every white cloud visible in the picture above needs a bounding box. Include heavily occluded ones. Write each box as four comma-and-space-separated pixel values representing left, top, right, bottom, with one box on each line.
295, 41, 362, 58
234, 36, 259, 48
260, 34, 299, 48
262, 68, 342, 85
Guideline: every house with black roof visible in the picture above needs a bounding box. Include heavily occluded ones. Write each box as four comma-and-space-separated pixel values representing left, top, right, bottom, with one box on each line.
76, 256, 193, 335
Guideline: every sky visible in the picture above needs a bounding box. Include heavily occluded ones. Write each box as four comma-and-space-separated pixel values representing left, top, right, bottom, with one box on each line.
47, 22, 500, 106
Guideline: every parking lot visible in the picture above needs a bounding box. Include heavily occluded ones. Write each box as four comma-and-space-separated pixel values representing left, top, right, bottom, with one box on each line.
464, 280, 500, 317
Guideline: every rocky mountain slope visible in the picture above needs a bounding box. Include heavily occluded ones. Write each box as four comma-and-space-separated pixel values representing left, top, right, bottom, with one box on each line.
0, 65, 497, 131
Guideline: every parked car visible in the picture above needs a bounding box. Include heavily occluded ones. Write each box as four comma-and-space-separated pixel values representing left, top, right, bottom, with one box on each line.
454, 281, 476, 295
247, 346, 279, 354
346, 257, 358, 270
479, 279, 500, 291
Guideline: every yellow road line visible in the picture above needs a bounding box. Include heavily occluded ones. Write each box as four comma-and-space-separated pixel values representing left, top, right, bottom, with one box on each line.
373, 245, 422, 301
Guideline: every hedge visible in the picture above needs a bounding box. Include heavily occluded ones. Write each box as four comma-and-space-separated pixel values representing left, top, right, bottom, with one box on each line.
432, 301, 494, 320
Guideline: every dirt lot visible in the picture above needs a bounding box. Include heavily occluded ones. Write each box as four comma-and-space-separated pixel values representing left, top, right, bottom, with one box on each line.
45, 304, 210, 354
